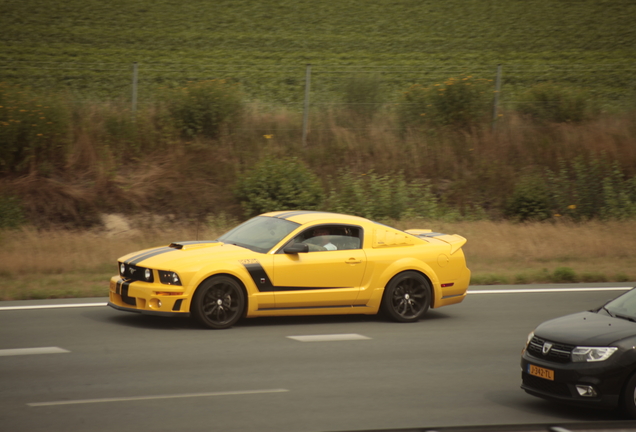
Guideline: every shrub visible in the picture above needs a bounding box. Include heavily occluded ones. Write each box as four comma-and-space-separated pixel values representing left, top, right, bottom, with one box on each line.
545, 157, 636, 221
517, 83, 592, 123
163, 79, 243, 139
234, 157, 324, 217
0, 195, 25, 229
325, 170, 439, 221
0, 83, 70, 174
340, 73, 385, 120
504, 173, 551, 221
398, 76, 492, 129
552, 267, 577, 283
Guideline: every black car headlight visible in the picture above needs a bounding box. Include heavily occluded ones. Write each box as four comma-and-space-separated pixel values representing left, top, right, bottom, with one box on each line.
159, 270, 182, 286
571, 346, 618, 362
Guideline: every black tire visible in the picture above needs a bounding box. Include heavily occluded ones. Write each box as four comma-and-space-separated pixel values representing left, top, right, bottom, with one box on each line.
191, 276, 245, 329
622, 373, 636, 418
381, 271, 431, 323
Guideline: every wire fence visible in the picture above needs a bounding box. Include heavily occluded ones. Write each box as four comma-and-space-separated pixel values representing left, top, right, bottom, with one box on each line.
1, 60, 635, 142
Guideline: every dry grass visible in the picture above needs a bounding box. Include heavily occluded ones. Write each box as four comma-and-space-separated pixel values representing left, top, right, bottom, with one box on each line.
1, 218, 634, 300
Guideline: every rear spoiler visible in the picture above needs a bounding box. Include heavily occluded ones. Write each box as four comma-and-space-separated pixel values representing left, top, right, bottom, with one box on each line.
405, 229, 467, 255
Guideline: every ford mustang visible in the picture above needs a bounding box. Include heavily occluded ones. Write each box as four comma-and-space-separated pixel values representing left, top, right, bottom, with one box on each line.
108, 211, 471, 329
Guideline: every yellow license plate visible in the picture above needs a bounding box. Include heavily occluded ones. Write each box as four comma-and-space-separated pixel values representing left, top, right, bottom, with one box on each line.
528, 364, 554, 381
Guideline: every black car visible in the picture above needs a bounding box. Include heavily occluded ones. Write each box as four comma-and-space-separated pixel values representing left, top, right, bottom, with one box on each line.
521, 287, 636, 417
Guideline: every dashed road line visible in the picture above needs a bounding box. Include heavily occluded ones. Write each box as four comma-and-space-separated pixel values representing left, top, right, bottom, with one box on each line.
28, 389, 289, 407
287, 333, 371, 342
0, 347, 70, 357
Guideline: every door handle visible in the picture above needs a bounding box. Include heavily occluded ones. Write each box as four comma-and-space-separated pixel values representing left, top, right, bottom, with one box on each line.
345, 258, 362, 264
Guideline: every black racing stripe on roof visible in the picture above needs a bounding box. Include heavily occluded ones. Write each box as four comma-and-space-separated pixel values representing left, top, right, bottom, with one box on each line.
274, 210, 341, 220
126, 247, 174, 265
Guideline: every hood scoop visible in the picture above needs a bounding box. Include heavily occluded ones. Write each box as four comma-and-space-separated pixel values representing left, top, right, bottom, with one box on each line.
169, 241, 221, 250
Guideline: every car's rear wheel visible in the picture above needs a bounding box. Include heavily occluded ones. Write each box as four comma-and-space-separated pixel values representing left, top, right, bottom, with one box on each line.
622, 372, 636, 418
381, 271, 431, 322
191, 276, 245, 329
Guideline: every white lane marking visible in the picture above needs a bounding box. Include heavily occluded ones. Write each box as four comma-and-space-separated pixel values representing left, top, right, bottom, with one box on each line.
28, 389, 289, 407
287, 333, 371, 342
1, 287, 633, 312
0, 347, 70, 357
468, 287, 631, 294
0, 303, 107, 311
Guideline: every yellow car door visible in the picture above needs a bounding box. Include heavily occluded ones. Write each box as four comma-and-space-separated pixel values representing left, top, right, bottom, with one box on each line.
271, 248, 367, 308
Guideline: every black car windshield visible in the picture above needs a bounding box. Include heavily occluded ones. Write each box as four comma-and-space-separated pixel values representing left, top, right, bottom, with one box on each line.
217, 216, 300, 253
603, 288, 636, 321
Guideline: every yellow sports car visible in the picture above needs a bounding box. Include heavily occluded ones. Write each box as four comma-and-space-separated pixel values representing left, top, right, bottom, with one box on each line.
108, 211, 470, 329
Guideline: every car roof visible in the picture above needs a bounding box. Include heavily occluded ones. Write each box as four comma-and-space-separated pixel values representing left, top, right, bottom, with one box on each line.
261, 210, 371, 225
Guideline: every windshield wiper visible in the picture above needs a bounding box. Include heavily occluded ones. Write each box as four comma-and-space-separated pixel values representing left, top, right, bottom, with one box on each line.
602, 306, 615, 317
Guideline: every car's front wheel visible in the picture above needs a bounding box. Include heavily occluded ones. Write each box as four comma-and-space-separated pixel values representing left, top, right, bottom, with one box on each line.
622, 372, 636, 418
381, 271, 431, 322
191, 276, 245, 329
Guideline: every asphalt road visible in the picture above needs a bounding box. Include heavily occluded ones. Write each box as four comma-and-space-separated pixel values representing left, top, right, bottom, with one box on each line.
1, 283, 636, 432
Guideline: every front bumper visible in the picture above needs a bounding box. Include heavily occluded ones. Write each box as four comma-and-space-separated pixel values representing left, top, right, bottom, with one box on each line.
520, 350, 626, 410
108, 276, 190, 317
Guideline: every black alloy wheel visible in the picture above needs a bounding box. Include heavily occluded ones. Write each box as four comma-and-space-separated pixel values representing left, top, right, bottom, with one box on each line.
622, 373, 636, 419
381, 271, 431, 322
191, 276, 245, 329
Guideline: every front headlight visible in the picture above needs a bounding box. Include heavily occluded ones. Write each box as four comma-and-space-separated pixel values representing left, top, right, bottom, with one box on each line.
571, 346, 618, 362
159, 270, 182, 286
526, 331, 535, 347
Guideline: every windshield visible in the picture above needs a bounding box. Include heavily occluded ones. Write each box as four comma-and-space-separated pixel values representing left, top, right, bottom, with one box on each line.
217, 216, 300, 253
602, 288, 636, 321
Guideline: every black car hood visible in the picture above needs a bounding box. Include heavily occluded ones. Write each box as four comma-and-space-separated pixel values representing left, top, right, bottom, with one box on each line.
536, 311, 636, 346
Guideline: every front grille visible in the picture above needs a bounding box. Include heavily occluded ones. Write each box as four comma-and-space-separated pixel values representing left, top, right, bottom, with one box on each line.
523, 373, 571, 397
527, 335, 574, 363
119, 262, 154, 283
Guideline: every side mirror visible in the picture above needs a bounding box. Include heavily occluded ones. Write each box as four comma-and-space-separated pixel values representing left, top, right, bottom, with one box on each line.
283, 243, 309, 254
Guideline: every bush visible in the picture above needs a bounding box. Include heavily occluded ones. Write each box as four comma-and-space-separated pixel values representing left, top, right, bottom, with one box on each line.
234, 157, 324, 217
552, 267, 577, 283
545, 157, 636, 221
0, 195, 25, 229
517, 83, 592, 123
163, 79, 243, 139
504, 173, 551, 221
398, 76, 492, 129
325, 170, 439, 221
340, 73, 385, 120
0, 83, 70, 174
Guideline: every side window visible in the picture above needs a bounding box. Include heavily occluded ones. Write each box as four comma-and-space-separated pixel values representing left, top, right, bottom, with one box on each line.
295, 225, 362, 252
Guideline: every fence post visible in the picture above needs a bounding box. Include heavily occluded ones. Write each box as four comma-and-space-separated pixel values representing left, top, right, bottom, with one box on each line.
491, 64, 502, 131
302, 64, 311, 147
132, 62, 138, 113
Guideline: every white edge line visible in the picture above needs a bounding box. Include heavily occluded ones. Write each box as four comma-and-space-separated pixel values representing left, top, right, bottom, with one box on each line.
468, 287, 631, 294
0, 303, 107, 311
1, 287, 633, 311
0, 347, 70, 357
28, 389, 289, 407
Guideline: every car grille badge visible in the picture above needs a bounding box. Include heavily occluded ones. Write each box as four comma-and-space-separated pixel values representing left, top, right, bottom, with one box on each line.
542, 342, 553, 355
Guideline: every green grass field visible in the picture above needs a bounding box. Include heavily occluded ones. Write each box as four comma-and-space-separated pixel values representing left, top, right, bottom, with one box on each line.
1, 0, 635, 105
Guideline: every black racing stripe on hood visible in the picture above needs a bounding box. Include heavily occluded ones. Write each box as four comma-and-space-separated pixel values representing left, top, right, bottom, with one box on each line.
126, 247, 174, 265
